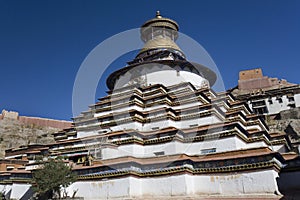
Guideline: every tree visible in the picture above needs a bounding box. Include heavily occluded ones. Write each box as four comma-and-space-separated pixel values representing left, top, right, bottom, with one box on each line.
0, 192, 5, 200
32, 158, 77, 199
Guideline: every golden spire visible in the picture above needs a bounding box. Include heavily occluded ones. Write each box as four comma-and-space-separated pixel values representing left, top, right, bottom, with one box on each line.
156, 11, 162, 18
139, 11, 182, 54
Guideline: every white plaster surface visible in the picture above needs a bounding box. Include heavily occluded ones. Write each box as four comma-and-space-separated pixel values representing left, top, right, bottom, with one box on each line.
101, 135, 272, 160
0, 184, 12, 197
1, 172, 278, 199
10, 183, 31, 200
250, 94, 300, 115
295, 93, 300, 107
62, 170, 280, 199
114, 64, 210, 90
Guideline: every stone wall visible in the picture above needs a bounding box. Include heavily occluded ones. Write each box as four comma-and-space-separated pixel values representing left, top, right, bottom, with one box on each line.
18, 116, 71, 129
238, 68, 289, 91
1, 109, 71, 129
1, 110, 19, 120
239, 68, 263, 80
280, 107, 300, 119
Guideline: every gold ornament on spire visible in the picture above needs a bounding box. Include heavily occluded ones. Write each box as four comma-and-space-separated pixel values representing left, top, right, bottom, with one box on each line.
156, 11, 162, 18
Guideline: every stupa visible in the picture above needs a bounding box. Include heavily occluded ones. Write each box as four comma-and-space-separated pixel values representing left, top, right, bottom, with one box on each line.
47, 11, 289, 199
1, 12, 299, 200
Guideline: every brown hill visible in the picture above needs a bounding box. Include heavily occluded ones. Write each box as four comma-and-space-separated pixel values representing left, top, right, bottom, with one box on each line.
0, 110, 71, 158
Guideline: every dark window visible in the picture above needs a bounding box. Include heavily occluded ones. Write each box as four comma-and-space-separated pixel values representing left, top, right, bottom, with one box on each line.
189, 124, 198, 128
254, 107, 268, 114
268, 99, 273, 104
201, 148, 216, 154
276, 96, 283, 103
288, 97, 295, 102
154, 151, 165, 156
289, 104, 296, 108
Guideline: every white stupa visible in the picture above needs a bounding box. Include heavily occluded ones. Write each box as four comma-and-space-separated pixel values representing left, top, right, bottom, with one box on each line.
1, 12, 299, 200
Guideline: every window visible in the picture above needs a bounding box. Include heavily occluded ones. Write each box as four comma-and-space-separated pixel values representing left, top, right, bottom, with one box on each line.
6, 165, 14, 171
201, 148, 216, 154
189, 124, 198, 128
89, 148, 102, 159
288, 97, 295, 102
276, 96, 283, 103
252, 101, 266, 107
289, 104, 296, 108
268, 99, 273, 104
154, 151, 165, 156
254, 107, 268, 114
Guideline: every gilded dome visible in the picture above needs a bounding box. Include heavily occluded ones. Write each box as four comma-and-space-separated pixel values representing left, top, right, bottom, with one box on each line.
106, 12, 217, 90
139, 11, 183, 55
140, 11, 179, 42
140, 35, 182, 53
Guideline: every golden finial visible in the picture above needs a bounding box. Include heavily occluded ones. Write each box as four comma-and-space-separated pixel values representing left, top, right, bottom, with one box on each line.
156, 11, 162, 18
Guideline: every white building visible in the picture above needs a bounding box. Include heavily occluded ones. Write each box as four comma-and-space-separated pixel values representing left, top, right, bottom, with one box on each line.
233, 68, 300, 115
1, 11, 300, 200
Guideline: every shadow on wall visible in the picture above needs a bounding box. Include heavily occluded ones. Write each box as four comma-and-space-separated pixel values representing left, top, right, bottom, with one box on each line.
16, 187, 84, 200
4, 189, 11, 200
19, 187, 35, 200
277, 171, 300, 200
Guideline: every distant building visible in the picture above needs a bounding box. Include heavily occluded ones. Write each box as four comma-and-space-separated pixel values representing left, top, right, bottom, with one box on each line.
232, 68, 300, 115
0, 12, 299, 199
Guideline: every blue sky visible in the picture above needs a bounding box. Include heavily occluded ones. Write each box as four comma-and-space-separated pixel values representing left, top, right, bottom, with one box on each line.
0, 0, 299, 120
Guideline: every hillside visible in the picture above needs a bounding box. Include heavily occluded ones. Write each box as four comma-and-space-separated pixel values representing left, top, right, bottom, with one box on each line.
267, 107, 300, 152
0, 110, 72, 158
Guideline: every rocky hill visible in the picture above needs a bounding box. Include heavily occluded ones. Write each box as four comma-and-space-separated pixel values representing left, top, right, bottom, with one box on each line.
267, 107, 300, 152
0, 110, 71, 158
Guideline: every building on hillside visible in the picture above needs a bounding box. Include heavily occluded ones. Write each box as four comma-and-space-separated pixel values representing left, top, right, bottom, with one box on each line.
0, 12, 300, 200
231, 68, 300, 116
231, 68, 300, 157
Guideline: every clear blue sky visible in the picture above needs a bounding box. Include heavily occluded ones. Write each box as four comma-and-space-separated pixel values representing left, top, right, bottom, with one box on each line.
0, 0, 299, 120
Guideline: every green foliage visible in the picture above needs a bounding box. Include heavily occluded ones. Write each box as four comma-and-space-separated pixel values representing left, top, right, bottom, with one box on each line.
0, 192, 5, 200
32, 158, 77, 199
